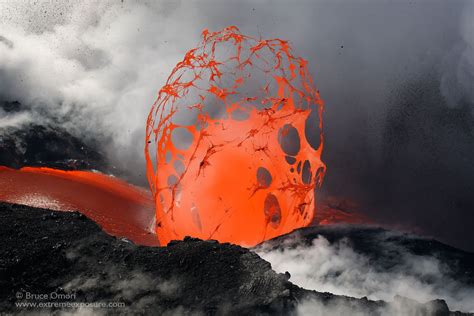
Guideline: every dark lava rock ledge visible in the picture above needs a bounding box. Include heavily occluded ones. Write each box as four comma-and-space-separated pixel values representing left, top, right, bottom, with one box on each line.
0, 202, 468, 315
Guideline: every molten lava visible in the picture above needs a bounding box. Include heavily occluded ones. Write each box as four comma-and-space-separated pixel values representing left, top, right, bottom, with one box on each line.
145, 26, 325, 246
0, 166, 158, 246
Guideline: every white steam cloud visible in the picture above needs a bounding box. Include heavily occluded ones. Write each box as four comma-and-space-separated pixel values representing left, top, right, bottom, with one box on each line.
0, 0, 202, 180
256, 234, 474, 313
1, 0, 472, 185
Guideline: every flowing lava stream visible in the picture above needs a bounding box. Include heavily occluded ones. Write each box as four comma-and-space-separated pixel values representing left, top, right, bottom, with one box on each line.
0, 166, 158, 246
0, 27, 368, 247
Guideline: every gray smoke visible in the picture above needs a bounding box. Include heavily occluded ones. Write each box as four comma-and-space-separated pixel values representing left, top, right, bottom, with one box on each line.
0, 0, 473, 249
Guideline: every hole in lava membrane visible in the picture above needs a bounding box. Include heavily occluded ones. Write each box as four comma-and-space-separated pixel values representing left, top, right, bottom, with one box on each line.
171, 127, 194, 151
256, 167, 273, 188
264, 193, 282, 228
145, 26, 326, 246
285, 156, 297, 165
167, 175, 179, 187
302, 160, 312, 184
173, 159, 185, 176
278, 124, 301, 156
305, 105, 322, 150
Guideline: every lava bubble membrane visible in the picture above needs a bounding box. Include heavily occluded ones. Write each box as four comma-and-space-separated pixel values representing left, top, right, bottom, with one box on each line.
145, 26, 325, 246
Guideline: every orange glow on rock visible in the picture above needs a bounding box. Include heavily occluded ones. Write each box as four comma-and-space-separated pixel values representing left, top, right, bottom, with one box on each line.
145, 26, 326, 246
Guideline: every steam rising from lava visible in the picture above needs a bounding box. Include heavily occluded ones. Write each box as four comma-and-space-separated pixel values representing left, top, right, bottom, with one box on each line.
145, 27, 325, 246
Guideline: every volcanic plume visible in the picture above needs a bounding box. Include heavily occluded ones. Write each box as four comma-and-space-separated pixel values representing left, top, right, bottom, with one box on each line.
145, 26, 325, 246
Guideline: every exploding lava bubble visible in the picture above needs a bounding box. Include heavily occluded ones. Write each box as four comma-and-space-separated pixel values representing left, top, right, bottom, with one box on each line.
146, 26, 325, 246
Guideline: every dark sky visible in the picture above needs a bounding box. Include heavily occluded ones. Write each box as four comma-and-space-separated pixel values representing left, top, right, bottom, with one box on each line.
0, 0, 473, 250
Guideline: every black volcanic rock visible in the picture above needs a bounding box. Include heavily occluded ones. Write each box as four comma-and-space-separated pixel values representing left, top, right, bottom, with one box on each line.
0, 124, 106, 171
0, 100, 23, 113
0, 202, 469, 315
0, 100, 107, 171
0, 202, 300, 315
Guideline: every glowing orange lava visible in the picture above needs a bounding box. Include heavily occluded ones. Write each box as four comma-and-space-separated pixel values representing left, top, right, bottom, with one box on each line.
0, 166, 158, 246
145, 26, 326, 246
